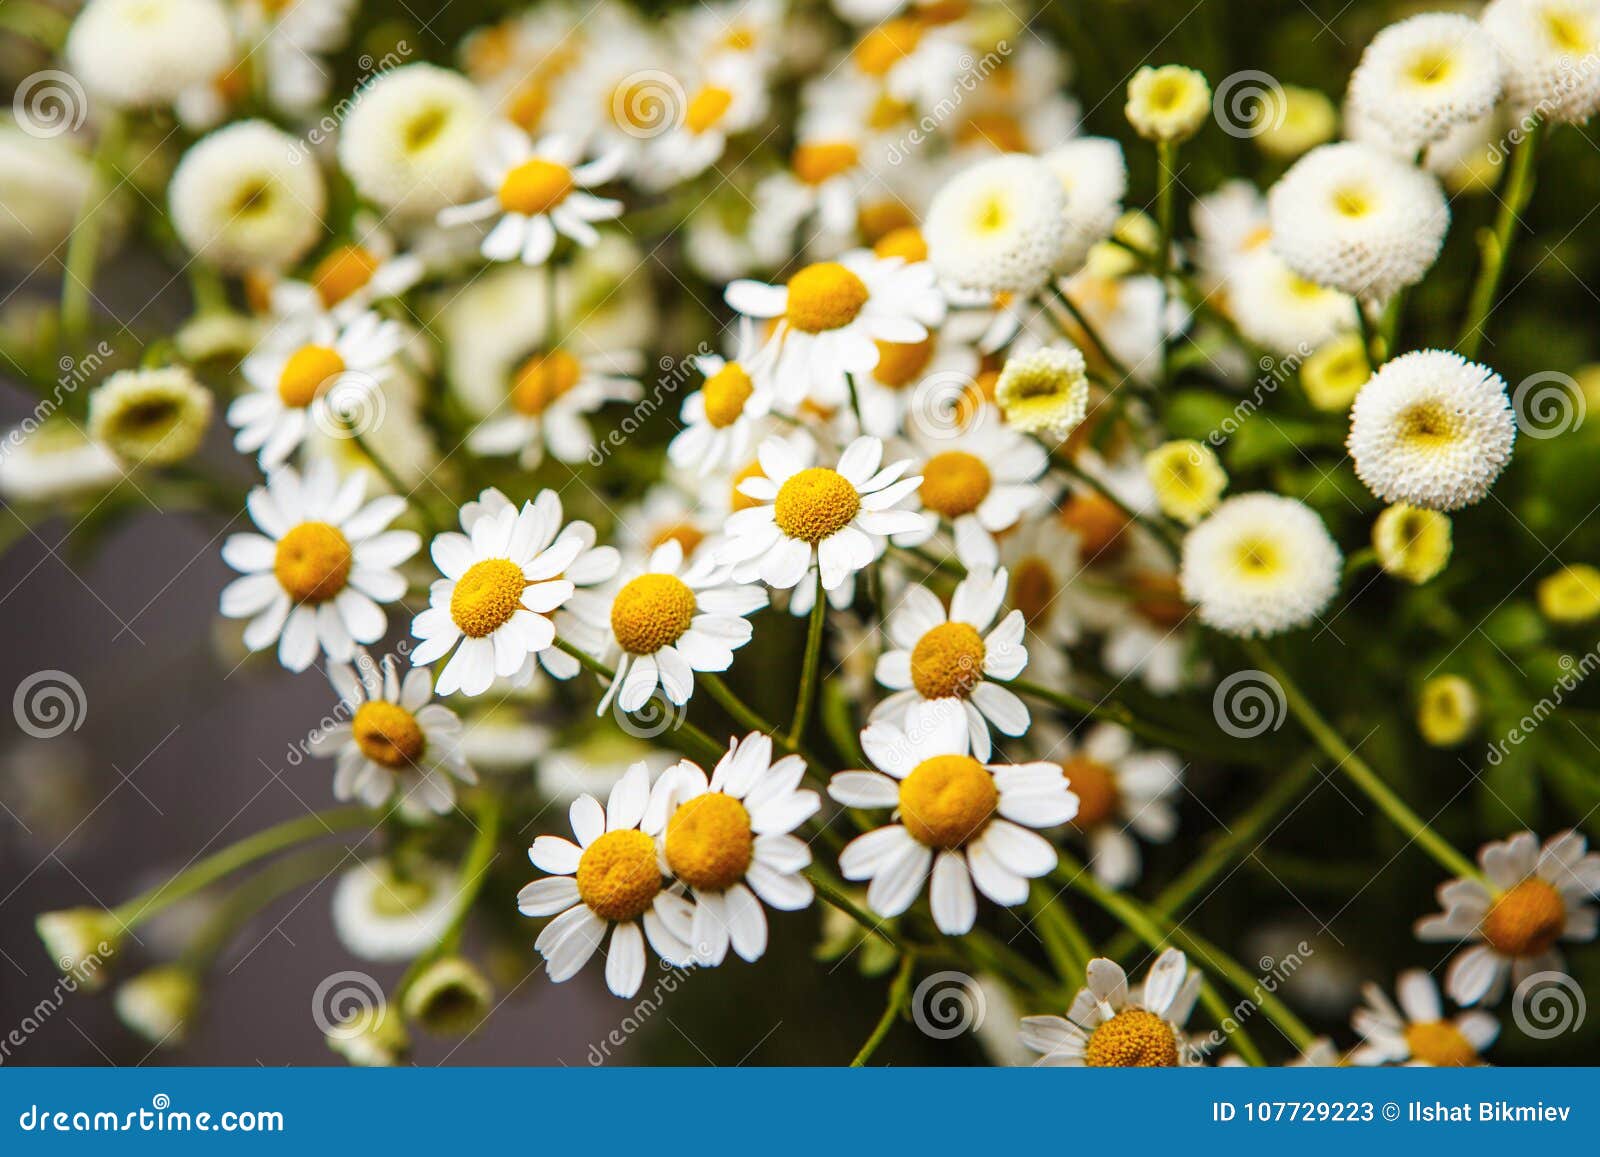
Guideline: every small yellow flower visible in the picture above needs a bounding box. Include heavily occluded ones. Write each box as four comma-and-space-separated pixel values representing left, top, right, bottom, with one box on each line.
1300, 332, 1370, 412
87, 367, 214, 467
1417, 675, 1479, 748
1372, 504, 1452, 584
1145, 440, 1227, 525
995, 346, 1090, 438
1537, 564, 1600, 625
1126, 65, 1212, 143
1256, 85, 1338, 160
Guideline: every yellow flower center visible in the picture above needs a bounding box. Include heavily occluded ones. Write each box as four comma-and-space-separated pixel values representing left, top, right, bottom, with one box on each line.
497, 158, 574, 215
1146, 74, 1188, 112
450, 558, 527, 638
784, 262, 870, 333
1084, 1008, 1180, 1067
610, 573, 697, 655
919, 451, 993, 519
702, 363, 754, 428
685, 85, 734, 134
874, 226, 928, 263
1481, 878, 1567, 957
1231, 535, 1285, 581
1009, 556, 1057, 627
352, 701, 427, 769
1404, 1020, 1479, 1067
311, 245, 381, 308
507, 77, 551, 132
1404, 48, 1456, 87
910, 621, 986, 700
273, 521, 353, 604
730, 459, 766, 512
1332, 184, 1375, 219
1061, 756, 1119, 829
854, 18, 923, 76
1544, 9, 1591, 52
899, 754, 997, 849
1397, 401, 1459, 450
277, 344, 345, 408
792, 141, 859, 186
665, 792, 754, 891
575, 829, 662, 922
1059, 492, 1129, 563
368, 871, 437, 918
511, 350, 582, 416
1130, 571, 1190, 629
872, 337, 935, 388
773, 467, 861, 543
649, 522, 706, 558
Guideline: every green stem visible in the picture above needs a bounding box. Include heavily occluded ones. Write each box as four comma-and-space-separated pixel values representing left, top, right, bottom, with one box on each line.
804, 864, 909, 953
1026, 881, 1092, 982
436, 793, 501, 957
348, 426, 442, 536
850, 951, 915, 1066
1051, 286, 1134, 382
1356, 301, 1384, 367
1458, 121, 1543, 360
554, 637, 727, 764
60, 114, 125, 353
1155, 139, 1178, 387
789, 572, 827, 747
181, 845, 349, 971
1006, 676, 1249, 763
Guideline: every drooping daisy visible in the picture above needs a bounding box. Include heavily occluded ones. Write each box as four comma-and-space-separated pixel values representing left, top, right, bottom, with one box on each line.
724, 251, 945, 410
891, 423, 1049, 571
1347, 13, 1503, 153
438, 126, 624, 265
310, 652, 476, 815
1347, 350, 1516, 512
1179, 493, 1342, 637
924, 153, 1068, 296
337, 64, 488, 217
1267, 141, 1450, 302
872, 569, 1030, 761
466, 343, 642, 468
666, 321, 774, 476
409, 493, 582, 697
1482, 0, 1600, 124
1415, 830, 1600, 1006
829, 698, 1076, 934
517, 762, 696, 998
655, 733, 819, 965
86, 367, 213, 467
582, 539, 766, 715
332, 858, 460, 963
1349, 970, 1498, 1066
221, 463, 420, 672
1046, 722, 1184, 890
1021, 949, 1201, 1066
230, 310, 404, 470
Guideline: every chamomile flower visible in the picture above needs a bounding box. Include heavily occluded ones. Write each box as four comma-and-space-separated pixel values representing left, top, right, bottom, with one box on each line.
409, 492, 583, 697
466, 344, 643, 468
892, 422, 1048, 571
1267, 141, 1449, 301
66, 0, 234, 109
667, 321, 773, 475
332, 858, 460, 963
1042, 137, 1128, 275
1482, 0, 1600, 124
1226, 250, 1358, 357
1125, 65, 1212, 143
169, 121, 325, 273
994, 345, 1091, 440
239, 0, 358, 115
268, 225, 425, 325
0, 420, 121, 506
872, 568, 1030, 761
1347, 14, 1503, 153
1179, 493, 1342, 637
1144, 440, 1227, 526
86, 367, 213, 467
718, 434, 930, 592
1021, 949, 1201, 1066
311, 653, 476, 815
438, 127, 624, 265
1348, 350, 1516, 512
1048, 723, 1184, 890
830, 698, 1076, 934
655, 733, 819, 965
229, 310, 404, 470
852, 332, 981, 442
925, 154, 1067, 295
518, 762, 696, 998
1350, 970, 1499, 1066
644, 55, 769, 187
220, 462, 419, 672
725, 251, 944, 409
338, 64, 488, 217
1416, 830, 1600, 1006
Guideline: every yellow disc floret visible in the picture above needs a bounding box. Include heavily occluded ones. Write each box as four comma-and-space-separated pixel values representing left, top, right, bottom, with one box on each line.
773, 467, 861, 543
1061, 756, 1119, 829
1009, 557, 1057, 627
1084, 1008, 1180, 1067
792, 141, 859, 186
1404, 1020, 1479, 1067
353, 700, 427, 768
910, 621, 986, 700
701, 362, 755, 428
685, 85, 734, 134
1481, 878, 1567, 958
277, 345, 345, 408
497, 158, 574, 215
274, 521, 353, 604
450, 558, 527, 638
511, 350, 582, 416
665, 792, 754, 891
311, 245, 381, 308
919, 450, 993, 519
576, 829, 662, 921
784, 262, 870, 333
610, 573, 697, 655
898, 754, 997, 849
871, 337, 935, 388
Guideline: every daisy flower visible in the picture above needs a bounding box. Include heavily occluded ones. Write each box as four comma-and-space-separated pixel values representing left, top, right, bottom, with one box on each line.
583, 539, 766, 715
724, 250, 945, 410
1347, 13, 1503, 153
1226, 250, 1358, 358
1047, 723, 1184, 890
1179, 493, 1342, 637
1349, 970, 1498, 1066
517, 762, 696, 998
311, 652, 476, 815
221, 463, 419, 673
829, 698, 1077, 934
666, 320, 774, 476
616, 481, 724, 567
268, 221, 425, 325
1020, 949, 1201, 1066
925, 153, 1068, 296
229, 310, 404, 470
1347, 350, 1516, 512
1000, 514, 1084, 682
656, 733, 819, 965
238, 0, 358, 116
871, 568, 1030, 761
718, 434, 930, 592
466, 343, 643, 468
332, 858, 460, 963
1415, 830, 1600, 1006
644, 55, 769, 187
851, 331, 981, 442
438, 126, 624, 265
1125, 65, 1212, 143
409, 492, 583, 697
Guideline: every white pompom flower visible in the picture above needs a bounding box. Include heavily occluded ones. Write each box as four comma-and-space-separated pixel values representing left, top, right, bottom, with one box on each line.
1347, 13, 1504, 153
1227, 249, 1358, 357
1179, 492, 1342, 637
925, 154, 1068, 295
1042, 137, 1128, 275
1482, 0, 1600, 124
1347, 350, 1516, 511
338, 64, 488, 218
67, 0, 234, 109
